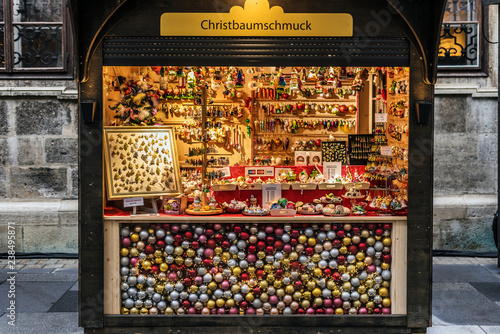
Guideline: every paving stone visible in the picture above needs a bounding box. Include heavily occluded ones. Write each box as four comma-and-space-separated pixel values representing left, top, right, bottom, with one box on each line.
480, 264, 500, 276
433, 282, 476, 292
0, 281, 73, 313
471, 282, 500, 302
481, 327, 500, 334
432, 290, 500, 326
49, 290, 78, 312
69, 282, 78, 291
18, 268, 53, 274
434, 264, 500, 283
0, 312, 83, 334
428, 325, 490, 334
14, 271, 77, 282
43, 264, 64, 269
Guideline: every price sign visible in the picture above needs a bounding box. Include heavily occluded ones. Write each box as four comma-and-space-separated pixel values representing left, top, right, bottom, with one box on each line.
375, 113, 388, 123
380, 146, 393, 156
124, 197, 145, 208
216, 167, 231, 177
323, 162, 342, 179
262, 184, 282, 209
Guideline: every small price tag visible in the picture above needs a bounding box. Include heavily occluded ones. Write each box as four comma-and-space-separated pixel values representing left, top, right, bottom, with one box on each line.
262, 184, 282, 209
216, 167, 231, 177
380, 146, 393, 156
375, 113, 388, 123
124, 197, 144, 208
323, 162, 342, 179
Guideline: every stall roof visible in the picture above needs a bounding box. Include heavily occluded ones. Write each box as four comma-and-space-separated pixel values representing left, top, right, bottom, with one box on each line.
69, 0, 446, 83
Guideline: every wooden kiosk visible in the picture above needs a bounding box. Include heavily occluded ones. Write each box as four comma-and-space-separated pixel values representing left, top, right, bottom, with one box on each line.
74, 0, 445, 333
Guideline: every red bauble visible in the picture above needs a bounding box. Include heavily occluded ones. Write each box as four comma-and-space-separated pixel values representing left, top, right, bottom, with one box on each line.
348, 245, 358, 254
215, 234, 224, 243
383, 254, 391, 263
191, 241, 199, 249
332, 240, 341, 248
294, 280, 303, 289
144, 245, 155, 254
367, 224, 376, 231
234, 226, 242, 234
174, 235, 183, 243
222, 241, 230, 249
257, 241, 266, 250
184, 232, 193, 240
183, 278, 192, 286
352, 227, 361, 235
290, 261, 300, 270
203, 259, 212, 266
274, 241, 283, 250
182, 301, 191, 308
323, 268, 332, 276
253, 287, 262, 296
332, 272, 341, 281
337, 230, 345, 238
156, 240, 165, 249
266, 236, 275, 244
248, 245, 257, 253
256, 269, 265, 279
290, 238, 298, 246
383, 224, 391, 231
240, 232, 249, 240
150, 265, 159, 274
291, 230, 300, 238
207, 239, 217, 249
266, 246, 274, 254
241, 273, 250, 281
188, 269, 197, 278
375, 229, 384, 237
206, 229, 214, 237
305, 247, 314, 256
337, 255, 346, 265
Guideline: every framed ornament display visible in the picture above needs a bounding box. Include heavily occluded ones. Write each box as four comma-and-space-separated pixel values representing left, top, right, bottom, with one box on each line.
104, 126, 182, 200
321, 141, 347, 164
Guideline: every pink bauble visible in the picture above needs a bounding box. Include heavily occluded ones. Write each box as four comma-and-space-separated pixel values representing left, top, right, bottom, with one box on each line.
359, 307, 368, 314
247, 254, 256, 263
129, 257, 139, 267
306, 308, 315, 314
246, 307, 256, 315
323, 299, 333, 308
122, 238, 131, 247
229, 307, 239, 315
325, 308, 335, 314
367, 265, 377, 273
269, 295, 279, 305
265, 226, 274, 234
333, 298, 342, 308
275, 228, 284, 237
188, 307, 197, 314
198, 235, 207, 244
382, 307, 391, 314
221, 280, 230, 290
168, 272, 178, 281
204, 248, 214, 258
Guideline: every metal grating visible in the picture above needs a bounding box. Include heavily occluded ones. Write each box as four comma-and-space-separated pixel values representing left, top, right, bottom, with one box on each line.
103, 36, 410, 67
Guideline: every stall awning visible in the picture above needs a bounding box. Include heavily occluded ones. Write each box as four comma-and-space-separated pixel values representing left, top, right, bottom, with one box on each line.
103, 36, 410, 67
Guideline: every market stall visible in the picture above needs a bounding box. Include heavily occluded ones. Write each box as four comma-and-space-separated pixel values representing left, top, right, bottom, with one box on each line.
74, 0, 443, 333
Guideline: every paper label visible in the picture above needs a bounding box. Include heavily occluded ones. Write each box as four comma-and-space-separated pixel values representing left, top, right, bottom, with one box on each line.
124, 197, 145, 208
216, 167, 231, 177
323, 161, 342, 179
375, 113, 388, 123
262, 184, 282, 209
380, 146, 393, 156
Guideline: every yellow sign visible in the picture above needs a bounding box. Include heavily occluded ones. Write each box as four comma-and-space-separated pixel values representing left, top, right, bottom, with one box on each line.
160, 0, 353, 37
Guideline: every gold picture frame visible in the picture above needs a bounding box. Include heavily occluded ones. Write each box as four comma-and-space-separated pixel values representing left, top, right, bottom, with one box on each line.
103, 126, 182, 200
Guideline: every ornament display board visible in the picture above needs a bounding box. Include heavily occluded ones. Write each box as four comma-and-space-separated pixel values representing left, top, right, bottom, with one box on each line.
321, 141, 348, 164
103, 127, 182, 200
104, 219, 407, 317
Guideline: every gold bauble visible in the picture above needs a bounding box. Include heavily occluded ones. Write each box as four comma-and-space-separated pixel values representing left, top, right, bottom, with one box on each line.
186, 249, 195, 257
356, 252, 365, 261
129, 248, 139, 257
379, 287, 389, 297
207, 300, 216, 309
298, 235, 307, 244
303, 291, 312, 300
130, 233, 140, 242
226, 299, 235, 308
335, 308, 344, 315
382, 298, 391, 307
360, 293, 369, 303
120, 248, 129, 257
174, 257, 183, 265
245, 293, 255, 302
293, 291, 302, 300
233, 267, 242, 276
301, 300, 311, 309
208, 282, 217, 291
339, 246, 348, 254
342, 282, 352, 291
273, 280, 283, 288
142, 260, 152, 270
343, 237, 352, 246
130, 307, 139, 315
307, 281, 316, 291
286, 285, 295, 294
382, 237, 392, 246
140, 308, 148, 315
121, 307, 130, 314
381, 263, 390, 270
216, 299, 225, 308
308, 238, 317, 246
312, 288, 322, 297
260, 293, 269, 302
159, 263, 168, 272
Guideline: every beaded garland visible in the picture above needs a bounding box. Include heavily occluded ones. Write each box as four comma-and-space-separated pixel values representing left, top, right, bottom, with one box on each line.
119, 223, 392, 315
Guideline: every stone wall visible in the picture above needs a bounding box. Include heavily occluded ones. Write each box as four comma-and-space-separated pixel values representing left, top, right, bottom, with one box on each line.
432, 5, 498, 252
0, 82, 79, 254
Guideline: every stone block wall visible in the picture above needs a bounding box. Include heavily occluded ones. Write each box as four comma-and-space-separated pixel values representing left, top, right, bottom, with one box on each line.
0, 83, 79, 254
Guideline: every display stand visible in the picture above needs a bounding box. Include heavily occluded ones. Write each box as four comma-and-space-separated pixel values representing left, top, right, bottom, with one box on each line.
128, 197, 160, 216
